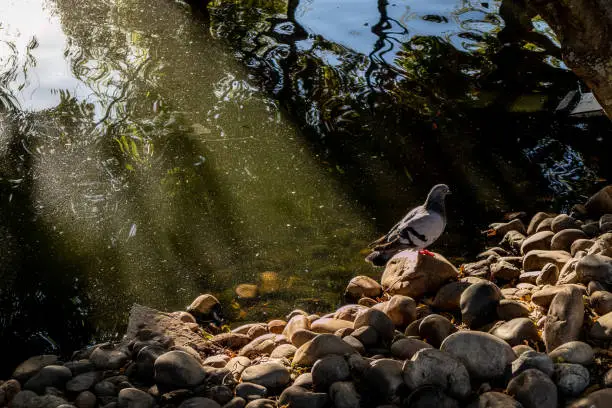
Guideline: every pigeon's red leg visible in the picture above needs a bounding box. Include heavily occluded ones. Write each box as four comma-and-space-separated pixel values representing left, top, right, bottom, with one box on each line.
418, 249, 436, 257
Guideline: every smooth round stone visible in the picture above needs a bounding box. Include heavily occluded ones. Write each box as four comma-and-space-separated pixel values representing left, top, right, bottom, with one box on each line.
283, 315, 311, 340
187, 294, 221, 316
491, 260, 521, 280
543, 286, 584, 352
333, 305, 366, 322
403, 348, 471, 399
244, 399, 276, 408
497, 300, 530, 321
363, 359, 404, 402
548, 341, 594, 365
311, 355, 350, 391
591, 290, 612, 315
225, 356, 251, 380
65, 371, 100, 393
354, 308, 394, 341
571, 239, 595, 256
293, 334, 357, 366
342, 336, 365, 354
235, 382, 267, 401
117, 388, 154, 408
590, 311, 612, 340
511, 350, 554, 377
576, 254, 612, 284
24, 365, 72, 394
553, 363, 590, 396
512, 345, 534, 356
290, 330, 318, 348
268, 320, 287, 334
246, 325, 269, 340
154, 351, 206, 388
178, 397, 222, 408
440, 331, 516, 381
567, 389, 612, 408
205, 385, 233, 405
203, 355, 230, 368
270, 344, 297, 360
235, 284, 258, 299
507, 369, 557, 408
432, 281, 471, 311
90, 345, 130, 370
351, 326, 378, 347
75, 391, 96, 408
223, 397, 246, 408
523, 250, 571, 272
418, 314, 456, 348
535, 218, 554, 233
551, 229, 587, 252
240, 362, 291, 389
390, 338, 433, 360
278, 386, 328, 408
310, 318, 353, 334
293, 373, 313, 388
403, 387, 459, 408
536, 263, 559, 286
467, 392, 523, 408
93, 380, 116, 396
520, 231, 554, 255
489, 318, 540, 346
378, 295, 417, 328
12, 355, 60, 383
344, 276, 382, 301
527, 212, 554, 235
329, 381, 360, 408
551, 214, 581, 233
460, 281, 502, 328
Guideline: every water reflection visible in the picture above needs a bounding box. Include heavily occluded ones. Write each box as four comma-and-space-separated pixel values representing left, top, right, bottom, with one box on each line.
0, 0, 376, 373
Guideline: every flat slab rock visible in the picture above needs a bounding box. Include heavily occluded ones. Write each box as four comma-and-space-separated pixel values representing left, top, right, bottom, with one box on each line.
126, 304, 222, 356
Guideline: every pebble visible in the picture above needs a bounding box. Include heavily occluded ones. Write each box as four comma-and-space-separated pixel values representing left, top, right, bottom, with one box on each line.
576, 254, 612, 285
311, 355, 350, 391
363, 359, 404, 403
571, 239, 595, 256
523, 250, 571, 271
497, 299, 530, 320
491, 260, 521, 280
489, 318, 539, 346
90, 345, 130, 370
467, 392, 522, 407
203, 355, 230, 368
403, 387, 459, 408
536, 263, 559, 286
246, 325, 269, 340
440, 331, 516, 381
293, 333, 357, 366
378, 295, 416, 328
12, 355, 60, 383
354, 308, 395, 341
403, 348, 471, 399
187, 294, 221, 317
244, 399, 276, 408
520, 231, 554, 255
117, 388, 154, 408
333, 305, 366, 322
65, 371, 101, 393
432, 281, 471, 311
535, 217, 554, 233
527, 212, 554, 235
223, 397, 246, 408
511, 350, 554, 377
290, 329, 318, 348
178, 397, 222, 408
390, 338, 433, 360
344, 275, 382, 301
235, 382, 267, 401
75, 391, 96, 408
283, 315, 311, 339
568, 388, 612, 408
591, 290, 612, 315
460, 281, 502, 328
240, 362, 291, 389
543, 286, 584, 351
24, 365, 72, 394
551, 214, 582, 233
278, 385, 328, 408
310, 317, 353, 333
267, 320, 286, 334
589, 310, 612, 340
418, 314, 456, 348
154, 350, 206, 388
351, 326, 378, 347
342, 336, 365, 354
551, 229, 587, 252
270, 344, 297, 359
553, 363, 589, 396
329, 382, 360, 408
531, 284, 586, 308
506, 369, 557, 408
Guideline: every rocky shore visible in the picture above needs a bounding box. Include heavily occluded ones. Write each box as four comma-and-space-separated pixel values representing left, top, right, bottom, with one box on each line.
3, 187, 612, 408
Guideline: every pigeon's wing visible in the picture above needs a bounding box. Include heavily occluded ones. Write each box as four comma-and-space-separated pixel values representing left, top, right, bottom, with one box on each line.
396, 209, 445, 247
369, 205, 426, 249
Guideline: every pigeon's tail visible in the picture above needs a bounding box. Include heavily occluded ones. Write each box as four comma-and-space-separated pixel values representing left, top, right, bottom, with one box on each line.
365, 250, 394, 266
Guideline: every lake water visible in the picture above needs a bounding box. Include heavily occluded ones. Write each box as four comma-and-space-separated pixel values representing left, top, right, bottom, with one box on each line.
0, 0, 610, 372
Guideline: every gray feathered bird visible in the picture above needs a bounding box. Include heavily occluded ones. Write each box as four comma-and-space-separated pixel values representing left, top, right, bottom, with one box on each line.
366, 184, 450, 266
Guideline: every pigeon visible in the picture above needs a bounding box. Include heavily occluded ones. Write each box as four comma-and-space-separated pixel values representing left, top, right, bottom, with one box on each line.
365, 184, 451, 266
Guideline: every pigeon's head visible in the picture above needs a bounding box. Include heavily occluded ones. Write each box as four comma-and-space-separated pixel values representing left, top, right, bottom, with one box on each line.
425, 184, 451, 211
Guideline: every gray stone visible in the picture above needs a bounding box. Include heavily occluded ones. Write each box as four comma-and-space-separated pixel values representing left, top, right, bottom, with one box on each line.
551, 229, 587, 252
527, 213, 554, 235
244, 400, 275, 408
553, 363, 589, 396
512, 345, 534, 356
351, 326, 379, 347
24, 365, 72, 394
403, 348, 471, 399
235, 382, 267, 401
500, 230, 526, 252
239, 334, 289, 358
333, 305, 366, 322
576, 254, 612, 285
117, 388, 154, 408
390, 338, 433, 360
154, 350, 206, 388
403, 387, 459, 408
178, 397, 222, 408
283, 315, 311, 339
187, 294, 221, 317
344, 276, 382, 301
467, 392, 523, 408
289, 330, 318, 348
551, 214, 581, 233
12, 355, 60, 383
90, 345, 129, 370
223, 397, 246, 408
10, 391, 40, 408
293, 334, 357, 366
535, 217, 554, 233
521, 231, 554, 255
63, 360, 95, 377
568, 389, 612, 408
293, 373, 313, 388
329, 382, 360, 408
590, 310, 612, 340
310, 318, 352, 333
75, 391, 97, 408
418, 314, 456, 348
240, 362, 290, 389
432, 281, 471, 311
536, 263, 559, 286
203, 355, 230, 368
270, 344, 297, 360
379, 295, 417, 328
571, 239, 595, 256
497, 300, 530, 321
543, 286, 584, 351
506, 369, 557, 408
211, 333, 251, 350
364, 359, 404, 403
523, 250, 571, 271
591, 290, 612, 315
440, 331, 516, 381
65, 372, 100, 393
491, 260, 521, 281
511, 350, 554, 377
311, 355, 350, 391
489, 318, 540, 347
246, 325, 269, 340
342, 336, 365, 354
278, 386, 328, 408
531, 284, 586, 308
460, 281, 502, 328
354, 308, 394, 341
94, 380, 116, 397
